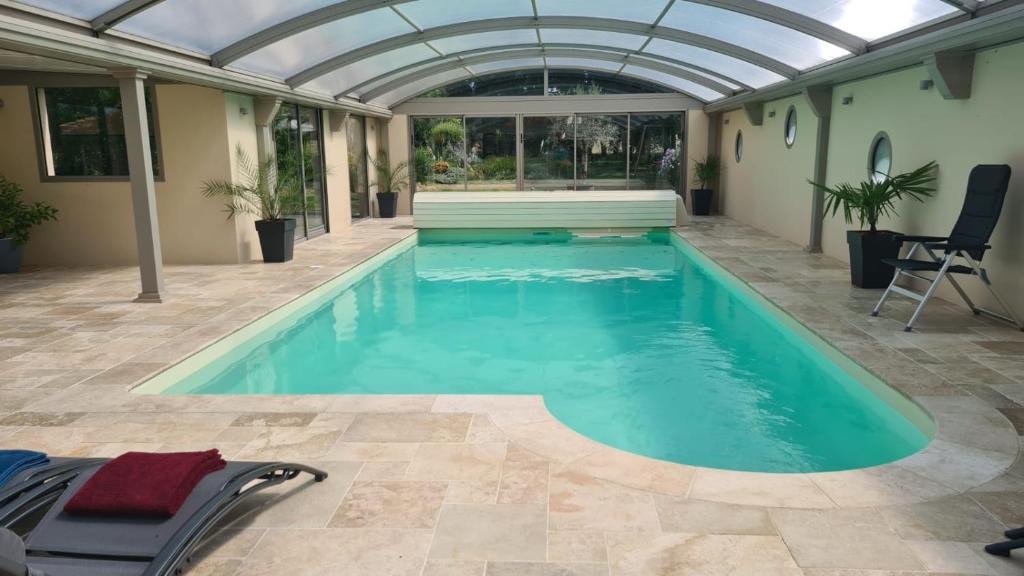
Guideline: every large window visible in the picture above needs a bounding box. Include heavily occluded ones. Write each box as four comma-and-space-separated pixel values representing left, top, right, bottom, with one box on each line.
346, 115, 370, 220
273, 103, 328, 239
413, 112, 683, 193
37, 86, 161, 179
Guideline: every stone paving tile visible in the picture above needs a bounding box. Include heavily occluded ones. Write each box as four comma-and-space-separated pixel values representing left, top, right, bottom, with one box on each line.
238, 528, 433, 576
429, 503, 547, 562
342, 413, 472, 443
605, 532, 803, 575
328, 480, 447, 529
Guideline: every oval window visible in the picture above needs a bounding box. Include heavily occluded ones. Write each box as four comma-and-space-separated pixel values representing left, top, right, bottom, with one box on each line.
735, 130, 743, 163
869, 132, 892, 182
784, 106, 797, 148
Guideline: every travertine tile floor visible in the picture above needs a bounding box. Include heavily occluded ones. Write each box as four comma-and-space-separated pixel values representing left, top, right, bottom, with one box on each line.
1, 216, 1023, 575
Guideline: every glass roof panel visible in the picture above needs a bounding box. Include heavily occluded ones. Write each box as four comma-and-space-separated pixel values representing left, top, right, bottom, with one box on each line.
430, 30, 539, 55
545, 58, 624, 73
535, 0, 670, 23
303, 43, 439, 96
230, 8, 414, 79
372, 68, 469, 106
398, 0, 533, 30
539, 29, 648, 51
622, 64, 724, 101
468, 57, 545, 75
114, 0, 340, 55
15, 0, 123, 20
759, 0, 958, 41
643, 38, 787, 88
662, 2, 849, 69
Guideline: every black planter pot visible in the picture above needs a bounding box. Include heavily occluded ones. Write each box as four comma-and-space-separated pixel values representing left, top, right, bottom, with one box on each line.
847, 230, 901, 289
0, 238, 24, 274
690, 188, 713, 216
255, 219, 296, 263
376, 192, 397, 218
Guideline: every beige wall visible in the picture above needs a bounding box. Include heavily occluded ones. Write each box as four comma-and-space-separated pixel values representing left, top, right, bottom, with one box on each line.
323, 110, 354, 229
719, 95, 818, 248
0, 83, 248, 266
686, 109, 709, 199
388, 114, 412, 216
718, 40, 1024, 314
223, 92, 260, 262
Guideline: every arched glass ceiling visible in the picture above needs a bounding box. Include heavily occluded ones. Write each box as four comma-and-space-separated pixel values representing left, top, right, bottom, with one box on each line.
370, 63, 713, 108
13, 0, 969, 106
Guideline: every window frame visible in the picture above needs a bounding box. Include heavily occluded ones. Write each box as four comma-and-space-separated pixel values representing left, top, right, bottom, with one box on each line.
784, 105, 797, 149
30, 83, 165, 183
868, 131, 893, 183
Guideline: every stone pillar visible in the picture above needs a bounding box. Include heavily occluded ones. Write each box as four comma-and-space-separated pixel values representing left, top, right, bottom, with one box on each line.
112, 68, 164, 302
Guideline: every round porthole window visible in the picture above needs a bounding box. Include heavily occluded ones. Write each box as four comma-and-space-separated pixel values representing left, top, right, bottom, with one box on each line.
869, 132, 892, 182
735, 130, 743, 163
784, 106, 797, 148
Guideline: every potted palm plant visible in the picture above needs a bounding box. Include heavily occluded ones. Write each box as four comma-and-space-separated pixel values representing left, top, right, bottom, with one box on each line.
369, 149, 409, 218
810, 161, 938, 288
203, 145, 302, 263
690, 156, 722, 216
0, 175, 58, 273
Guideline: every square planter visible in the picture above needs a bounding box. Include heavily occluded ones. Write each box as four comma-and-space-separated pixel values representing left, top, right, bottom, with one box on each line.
847, 230, 900, 289
255, 219, 296, 263
0, 238, 24, 274
376, 192, 397, 218
690, 189, 713, 216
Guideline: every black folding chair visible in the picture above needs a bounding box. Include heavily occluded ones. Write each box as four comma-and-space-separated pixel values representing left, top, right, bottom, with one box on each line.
0, 457, 326, 576
985, 526, 1024, 557
871, 164, 1024, 332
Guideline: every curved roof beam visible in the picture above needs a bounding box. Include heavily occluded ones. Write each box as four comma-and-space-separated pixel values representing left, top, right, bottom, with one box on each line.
689, 0, 866, 54
91, 0, 166, 32
358, 48, 733, 102
210, 0, 417, 67
937, 0, 978, 13
380, 64, 707, 107
339, 43, 753, 98
286, 16, 801, 87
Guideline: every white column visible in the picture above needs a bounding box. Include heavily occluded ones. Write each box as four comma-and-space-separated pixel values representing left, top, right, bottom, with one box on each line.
253, 96, 282, 164
112, 68, 165, 302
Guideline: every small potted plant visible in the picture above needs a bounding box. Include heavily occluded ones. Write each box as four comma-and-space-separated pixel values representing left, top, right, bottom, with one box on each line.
0, 175, 58, 274
202, 145, 302, 263
690, 156, 722, 216
370, 149, 409, 218
810, 161, 937, 288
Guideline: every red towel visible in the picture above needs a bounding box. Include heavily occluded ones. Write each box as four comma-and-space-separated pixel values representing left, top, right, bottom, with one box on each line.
63, 450, 226, 518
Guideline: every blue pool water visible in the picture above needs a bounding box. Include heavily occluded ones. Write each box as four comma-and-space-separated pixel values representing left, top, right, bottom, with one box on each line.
154, 230, 931, 472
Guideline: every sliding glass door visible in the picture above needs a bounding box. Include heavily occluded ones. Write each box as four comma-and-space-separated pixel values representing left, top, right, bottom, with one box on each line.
629, 114, 684, 191
273, 103, 328, 238
522, 116, 574, 191
575, 115, 628, 191
412, 116, 465, 192
466, 116, 517, 191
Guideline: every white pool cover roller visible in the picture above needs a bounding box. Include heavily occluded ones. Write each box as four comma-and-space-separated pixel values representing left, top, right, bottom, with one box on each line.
413, 190, 679, 229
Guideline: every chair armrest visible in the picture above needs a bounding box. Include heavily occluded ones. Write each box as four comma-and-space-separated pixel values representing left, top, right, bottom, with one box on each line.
925, 242, 991, 254
896, 235, 948, 245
